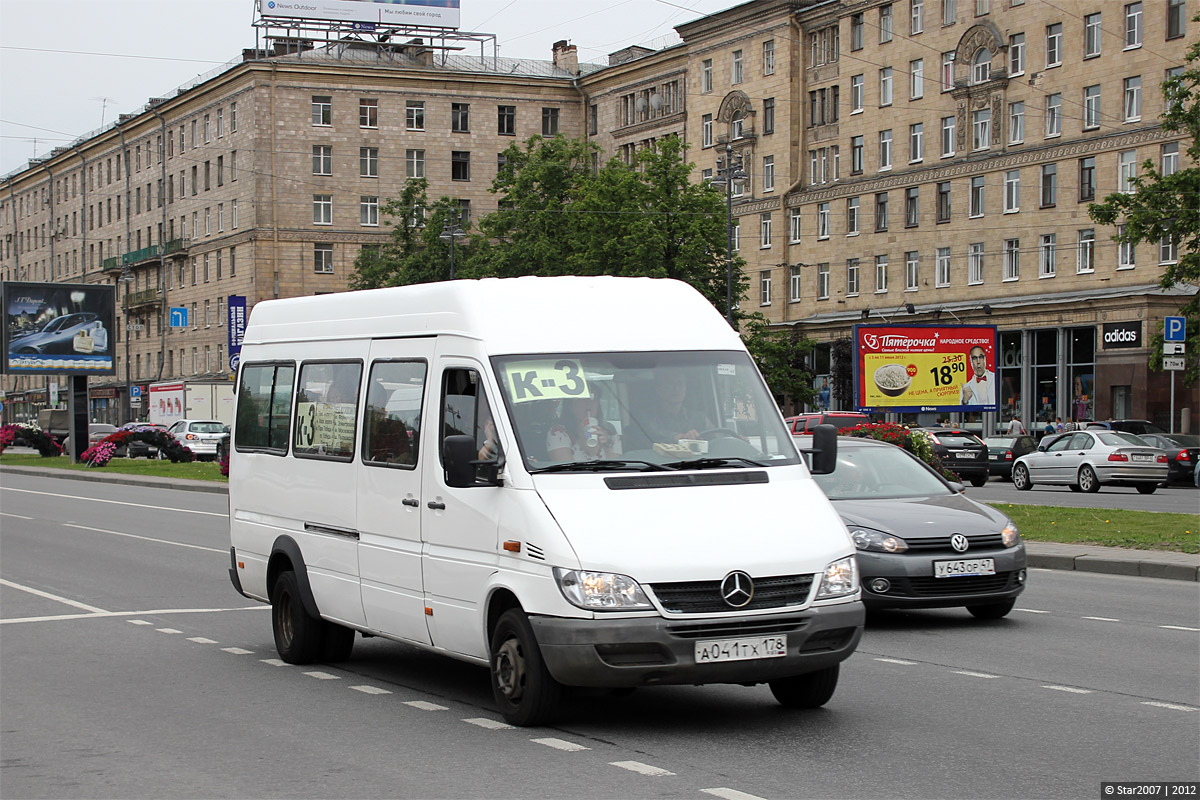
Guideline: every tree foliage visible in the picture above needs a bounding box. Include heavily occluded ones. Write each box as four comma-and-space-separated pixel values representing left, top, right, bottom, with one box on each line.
1089, 34, 1200, 382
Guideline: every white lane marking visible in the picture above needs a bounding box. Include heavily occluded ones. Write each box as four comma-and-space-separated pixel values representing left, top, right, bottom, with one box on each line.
156, 628, 182, 634
0, 577, 108, 613
1082, 616, 1119, 622
404, 701, 447, 711
1160, 625, 1200, 632
1, 605, 269, 625
1, 486, 227, 517
187, 637, 218, 644
702, 789, 769, 800
64, 523, 226, 554
128, 620, 153, 626
0, 512, 35, 520
1142, 701, 1198, 712
954, 671, 999, 679
1043, 685, 1093, 694
261, 658, 288, 667
610, 761, 675, 777
875, 657, 917, 665
1014, 608, 1049, 614
531, 737, 589, 752
463, 717, 512, 730
303, 671, 339, 680
350, 685, 392, 695
222, 647, 253, 655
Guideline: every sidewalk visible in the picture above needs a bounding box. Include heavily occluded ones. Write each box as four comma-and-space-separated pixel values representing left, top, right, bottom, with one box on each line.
3, 463, 1198, 581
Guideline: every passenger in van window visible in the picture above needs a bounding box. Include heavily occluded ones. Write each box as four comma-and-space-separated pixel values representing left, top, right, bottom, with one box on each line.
642, 371, 709, 444
546, 395, 620, 461
477, 408, 501, 461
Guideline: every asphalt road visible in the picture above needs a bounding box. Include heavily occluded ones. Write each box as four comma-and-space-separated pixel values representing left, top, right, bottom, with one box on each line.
966, 477, 1199, 513
2, 473, 1197, 799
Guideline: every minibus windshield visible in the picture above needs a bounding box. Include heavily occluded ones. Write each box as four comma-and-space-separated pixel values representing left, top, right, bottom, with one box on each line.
491, 351, 800, 471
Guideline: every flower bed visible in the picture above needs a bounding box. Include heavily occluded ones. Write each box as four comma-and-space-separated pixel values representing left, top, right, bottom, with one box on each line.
838, 422, 959, 482
80, 427, 196, 466
0, 423, 63, 457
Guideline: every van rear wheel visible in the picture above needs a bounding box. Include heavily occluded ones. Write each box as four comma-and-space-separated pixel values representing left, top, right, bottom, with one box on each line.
769, 664, 839, 709
490, 609, 561, 727
271, 570, 323, 665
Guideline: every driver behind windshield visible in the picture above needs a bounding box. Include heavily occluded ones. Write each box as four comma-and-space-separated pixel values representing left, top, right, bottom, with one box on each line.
641, 370, 710, 444
546, 395, 621, 462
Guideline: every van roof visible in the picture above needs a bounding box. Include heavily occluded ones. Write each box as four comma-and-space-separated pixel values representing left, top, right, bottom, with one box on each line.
242, 277, 742, 354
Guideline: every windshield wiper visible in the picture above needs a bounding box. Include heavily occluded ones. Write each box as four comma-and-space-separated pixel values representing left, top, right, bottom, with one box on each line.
662, 456, 766, 469
530, 459, 673, 474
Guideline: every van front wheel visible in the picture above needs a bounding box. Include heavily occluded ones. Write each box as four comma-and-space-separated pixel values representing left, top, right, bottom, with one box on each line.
271, 570, 323, 665
490, 609, 561, 727
769, 664, 839, 709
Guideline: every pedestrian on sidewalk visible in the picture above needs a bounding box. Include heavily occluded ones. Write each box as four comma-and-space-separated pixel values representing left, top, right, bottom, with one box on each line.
1007, 417, 1026, 435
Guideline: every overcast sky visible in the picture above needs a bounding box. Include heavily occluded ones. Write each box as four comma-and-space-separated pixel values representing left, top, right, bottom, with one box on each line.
0, 0, 732, 177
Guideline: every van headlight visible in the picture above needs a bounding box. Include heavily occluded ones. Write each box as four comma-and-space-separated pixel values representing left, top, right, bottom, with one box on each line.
553, 568, 653, 610
815, 556, 859, 599
1001, 521, 1020, 547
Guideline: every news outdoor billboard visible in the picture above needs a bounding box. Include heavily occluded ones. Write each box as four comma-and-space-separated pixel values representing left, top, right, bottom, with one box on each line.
854, 324, 999, 413
2, 282, 117, 376
258, 0, 461, 29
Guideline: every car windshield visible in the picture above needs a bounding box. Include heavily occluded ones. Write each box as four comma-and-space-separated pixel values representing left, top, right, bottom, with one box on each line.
934, 433, 981, 447
492, 350, 799, 472
1099, 431, 1152, 447
813, 445, 951, 500
190, 422, 226, 434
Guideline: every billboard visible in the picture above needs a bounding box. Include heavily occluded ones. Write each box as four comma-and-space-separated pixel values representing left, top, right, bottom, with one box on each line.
854, 324, 999, 413
258, 0, 461, 29
2, 282, 117, 376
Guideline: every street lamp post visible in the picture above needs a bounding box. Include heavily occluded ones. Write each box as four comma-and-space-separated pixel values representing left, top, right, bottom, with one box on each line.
439, 210, 466, 280
710, 143, 747, 326
120, 266, 133, 424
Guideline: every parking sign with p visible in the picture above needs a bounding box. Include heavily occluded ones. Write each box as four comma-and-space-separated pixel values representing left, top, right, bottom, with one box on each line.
1164, 316, 1186, 342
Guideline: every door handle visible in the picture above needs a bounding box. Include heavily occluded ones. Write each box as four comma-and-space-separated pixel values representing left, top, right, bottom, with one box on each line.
427, 501, 446, 510
402, 498, 419, 507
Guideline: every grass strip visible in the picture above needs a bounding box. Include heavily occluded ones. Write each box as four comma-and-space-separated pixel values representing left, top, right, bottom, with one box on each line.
0, 453, 227, 482
989, 503, 1199, 554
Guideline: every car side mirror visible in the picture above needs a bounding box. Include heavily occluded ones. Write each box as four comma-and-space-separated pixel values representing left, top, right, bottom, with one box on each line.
949, 481, 966, 493
807, 424, 839, 475
443, 434, 503, 488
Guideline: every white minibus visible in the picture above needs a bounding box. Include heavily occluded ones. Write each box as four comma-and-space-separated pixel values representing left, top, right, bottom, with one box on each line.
228, 277, 863, 725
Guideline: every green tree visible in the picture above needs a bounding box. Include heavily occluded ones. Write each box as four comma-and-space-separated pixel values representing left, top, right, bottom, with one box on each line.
1089, 36, 1200, 383
741, 316, 817, 408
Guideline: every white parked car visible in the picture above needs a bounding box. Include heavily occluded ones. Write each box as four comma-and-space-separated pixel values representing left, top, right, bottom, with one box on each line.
1011, 430, 1168, 494
168, 419, 227, 461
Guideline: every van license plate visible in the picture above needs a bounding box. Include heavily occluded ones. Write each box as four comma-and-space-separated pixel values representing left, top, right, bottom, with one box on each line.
695, 636, 787, 663
934, 559, 996, 578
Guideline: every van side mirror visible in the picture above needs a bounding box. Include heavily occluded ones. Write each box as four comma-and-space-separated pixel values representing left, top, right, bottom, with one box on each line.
808, 424, 838, 475
443, 434, 504, 488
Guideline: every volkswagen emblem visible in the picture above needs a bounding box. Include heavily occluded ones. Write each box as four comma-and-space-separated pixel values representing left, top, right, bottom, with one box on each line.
951, 534, 969, 553
720, 571, 755, 608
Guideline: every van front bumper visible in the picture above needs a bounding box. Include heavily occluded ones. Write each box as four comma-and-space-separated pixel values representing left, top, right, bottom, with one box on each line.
529, 602, 864, 688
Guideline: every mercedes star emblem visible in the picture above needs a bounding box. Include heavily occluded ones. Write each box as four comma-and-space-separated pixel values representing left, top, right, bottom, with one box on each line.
720, 571, 755, 608
951, 534, 969, 553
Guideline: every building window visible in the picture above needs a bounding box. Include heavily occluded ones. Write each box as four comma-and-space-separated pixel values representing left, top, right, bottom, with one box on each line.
851, 136, 864, 174
1046, 23, 1062, 67
1079, 156, 1096, 201
850, 74, 865, 112
314, 243, 333, 273
818, 202, 831, 239
1077, 229, 1095, 273
937, 181, 951, 222
763, 98, 775, 134
760, 270, 772, 305
905, 187, 920, 227
312, 96, 332, 126
1009, 101, 1025, 143
790, 208, 802, 242
968, 242, 984, 284
1119, 149, 1138, 193
875, 255, 889, 293
451, 151, 471, 181
760, 213, 772, 248
360, 147, 378, 178
1004, 238, 1020, 280
1162, 141, 1180, 176
360, 98, 378, 128
1004, 170, 1020, 212
1118, 225, 1136, 268
1167, 0, 1186, 38
361, 196, 379, 227
875, 192, 889, 232
941, 116, 956, 156
910, 59, 924, 99
879, 130, 893, 170
880, 4, 893, 42
1045, 94, 1062, 137
944, 0, 956, 25
1040, 163, 1057, 206
702, 114, 713, 147
942, 51, 955, 91
406, 101, 425, 131
911, 0, 924, 34
763, 156, 775, 191
936, 247, 951, 287
1083, 85, 1101, 129
498, 105, 515, 136
972, 108, 990, 150
1125, 2, 1143, 47
763, 39, 775, 74
313, 195, 332, 225
1009, 33, 1025, 75
817, 263, 830, 299
847, 259, 861, 296
910, 122, 924, 162
232, 199, 238, 229
971, 49, 991, 84
1124, 76, 1142, 121
970, 175, 985, 217
406, 149, 425, 179
1161, 235, 1178, 264
906, 251, 920, 290
542, 107, 559, 136
731, 50, 743, 84
851, 13, 864, 50
1039, 233, 1057, 277
847, 196, 860, 235
880, 67, 893, 106
809, 26, 840, 66
790, 264, 802, 301
701, 59, 713, 93
1084, 13, 1102, 58
732, 222, 740, 251
312, 145, 331, 175
231, 102, 237, 132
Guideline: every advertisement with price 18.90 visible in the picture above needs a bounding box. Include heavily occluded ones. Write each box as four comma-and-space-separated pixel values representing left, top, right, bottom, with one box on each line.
854, 324, 999, 413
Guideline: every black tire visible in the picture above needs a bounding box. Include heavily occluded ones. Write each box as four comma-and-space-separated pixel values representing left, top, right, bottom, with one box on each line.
1012, 463, 1033, 491
769, 664, 839, 709
1135, 483, 1157, 495
490, 609, 561, 727
1068, 484, 1082, 492
969, 474, 989, 487
270, 570, 323, 665
967, 598, 1016, 619
321, 621, 356, 662
1079, 465, 1101, 493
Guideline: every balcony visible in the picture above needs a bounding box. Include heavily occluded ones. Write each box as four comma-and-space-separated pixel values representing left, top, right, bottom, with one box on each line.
122, 244, 162, 266
101, 255, 121, 273
123, 287, 163, 311
162, 237, 190, 258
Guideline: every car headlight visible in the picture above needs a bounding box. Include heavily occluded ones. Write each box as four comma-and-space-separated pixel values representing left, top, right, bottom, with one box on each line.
815, 556, 858, 599
1001, 521, 1020, 547
553, 568, 653, 610
850, 527, 908, 553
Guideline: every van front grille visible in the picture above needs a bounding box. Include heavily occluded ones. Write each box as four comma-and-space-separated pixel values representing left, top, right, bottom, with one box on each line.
649, 574, 814, 614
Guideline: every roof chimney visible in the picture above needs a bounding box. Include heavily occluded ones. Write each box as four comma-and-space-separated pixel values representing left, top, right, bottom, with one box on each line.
552, 39, 579, 75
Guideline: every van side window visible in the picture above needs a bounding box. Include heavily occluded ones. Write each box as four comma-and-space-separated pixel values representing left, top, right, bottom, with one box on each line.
293, 361, 362, 461
363, 360, 426, 467
441, 367, 499, 483
235, 362, 296, 453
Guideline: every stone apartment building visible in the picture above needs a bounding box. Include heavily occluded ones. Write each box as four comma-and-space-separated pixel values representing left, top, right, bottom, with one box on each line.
1, 0, 1195, 429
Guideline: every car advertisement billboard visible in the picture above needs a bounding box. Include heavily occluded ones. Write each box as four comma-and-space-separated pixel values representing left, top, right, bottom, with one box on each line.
2, 281, 117, 376
854, 324, 999, 413
258, 0, 461, 29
